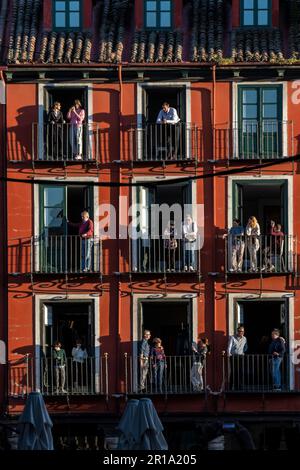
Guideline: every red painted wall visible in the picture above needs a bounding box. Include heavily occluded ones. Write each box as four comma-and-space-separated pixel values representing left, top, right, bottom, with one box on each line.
5, 78, 300, 416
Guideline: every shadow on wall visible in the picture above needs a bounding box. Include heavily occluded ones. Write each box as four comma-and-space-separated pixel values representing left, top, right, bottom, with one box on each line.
7, 106, 37, 161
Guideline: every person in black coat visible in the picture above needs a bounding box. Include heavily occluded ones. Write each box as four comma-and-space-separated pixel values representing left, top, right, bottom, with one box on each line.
47, 101, 65, 159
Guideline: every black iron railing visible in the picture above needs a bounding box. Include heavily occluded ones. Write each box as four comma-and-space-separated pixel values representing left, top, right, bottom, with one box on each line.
225, 234, 296, 274
32, 123, 100, 162
123, 354, 207, 395
31, 235, 102, 274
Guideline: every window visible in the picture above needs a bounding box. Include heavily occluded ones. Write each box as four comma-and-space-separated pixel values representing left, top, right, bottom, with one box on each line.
53, 0, 81, 30
145, 0, 172, 29
241, 0, 271, 27
238, 85, 282, 158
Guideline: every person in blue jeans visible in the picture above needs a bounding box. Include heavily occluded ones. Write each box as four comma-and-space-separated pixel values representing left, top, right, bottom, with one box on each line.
151, 338, 166, 393
268, 328, 286, 390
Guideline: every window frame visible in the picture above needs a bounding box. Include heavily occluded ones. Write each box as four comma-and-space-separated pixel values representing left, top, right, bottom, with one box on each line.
240, 0, 272, 28
53, 0, 82, 31
144, 0, 173, 30
237, 84, 282, 158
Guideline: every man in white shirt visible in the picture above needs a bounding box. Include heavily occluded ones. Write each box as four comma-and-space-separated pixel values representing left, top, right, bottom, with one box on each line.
156, 102, 180, 124
227, 326, 248, 390
155, 102, 180, 159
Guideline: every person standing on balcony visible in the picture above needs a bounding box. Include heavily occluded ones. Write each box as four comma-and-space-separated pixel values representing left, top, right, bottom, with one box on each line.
156, 102, 180, 159
182, 214, 197, 272
164, 221, 178, 272
53, 341, 67, 394
67, 99, 85, 160
191, 336, 209, 392
138, 330, 151, 392
47, 101, 65, 160
72, 338, 88, 392
68, 211, 94, 272
246, 216, 261, 272
227, 326, 248, 390
268, 329, 286, 391
223, 218, 245, 272
151, 338, 167, 393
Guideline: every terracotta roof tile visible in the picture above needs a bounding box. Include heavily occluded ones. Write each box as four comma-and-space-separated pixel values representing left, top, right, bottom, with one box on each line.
231, 28, 284, 63
2, 0, 300, 66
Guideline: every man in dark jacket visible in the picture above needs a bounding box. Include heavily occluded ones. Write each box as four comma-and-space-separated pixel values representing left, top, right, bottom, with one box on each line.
47, 101, 65, 159
268, 329, 286, 390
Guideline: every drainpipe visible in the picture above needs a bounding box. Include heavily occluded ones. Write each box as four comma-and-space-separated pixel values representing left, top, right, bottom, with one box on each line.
0, 69, 8, 417
116, 63, 123, 399
211, 64, 217, 391
212, 64, 216, 161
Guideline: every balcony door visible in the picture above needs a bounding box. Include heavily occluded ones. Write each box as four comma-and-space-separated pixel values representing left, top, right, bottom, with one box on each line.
132, 181, 192, 272
238, 85, 282, 159
39, 185, 93, 272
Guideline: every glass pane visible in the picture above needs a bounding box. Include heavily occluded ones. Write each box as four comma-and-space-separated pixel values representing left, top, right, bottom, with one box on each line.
262, 121, 278, 133
45, 208, 64, 228
44, 187, 64, 207
160, 1, 171, 10
160, 11, 171, 27
55, 1, 66, 11
55, 12, 66, 27
258, 0, 268, 8
69, 12, 80, 27
146, 1, 157, 11
263, 104, 277, 118
243, 120, 258, 133
258, 10, 268, 25
70, 1, 80, 11
263, 89, 277, 103
244, 0, 254, 7
243, 10, 254, 25
243, 89, 257, 104
146, 11, 157, 27
243, 105, 257, 119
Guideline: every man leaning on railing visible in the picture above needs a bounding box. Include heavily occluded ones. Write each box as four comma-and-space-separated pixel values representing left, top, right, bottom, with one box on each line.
156, 102, 180, 159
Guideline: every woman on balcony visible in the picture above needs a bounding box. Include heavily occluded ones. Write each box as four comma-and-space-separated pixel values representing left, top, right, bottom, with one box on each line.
47, 101, 65, 160
67, 99, 85, 160
191, 336, 209, 392
151, 338, 166, 393
245, 216, 261, 272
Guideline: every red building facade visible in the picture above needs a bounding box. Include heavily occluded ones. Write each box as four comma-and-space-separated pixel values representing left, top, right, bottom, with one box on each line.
1, 0, 300, 449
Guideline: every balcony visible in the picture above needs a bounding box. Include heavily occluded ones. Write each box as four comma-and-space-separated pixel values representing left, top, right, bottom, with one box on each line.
214, 120, 294, 161
31, 123, 100, 163
123, 354, 207, 395
130, 238, 200, 274
222, 354, 293, 393
8, 355, 109, 397
32, 235, 102, 274
125, 122, 203, 163
225, 234, 297, 274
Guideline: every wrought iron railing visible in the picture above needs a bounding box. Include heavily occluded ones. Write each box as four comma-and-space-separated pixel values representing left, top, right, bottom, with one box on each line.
31, 235, 102, 274
32, 123, 100, 162
225, 234, 296, 274
8, 355, 109, 397
222, 353, 291, 392
123, 354, 207, 395
130, 238, 200, 273
126, 122, 203, 162
214, 120, 294, 161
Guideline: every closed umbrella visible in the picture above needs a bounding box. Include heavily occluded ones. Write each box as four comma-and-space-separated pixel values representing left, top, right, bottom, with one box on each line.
18, 391, 54, 450
131, 398, 168, 450
116, 399, 139, 449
